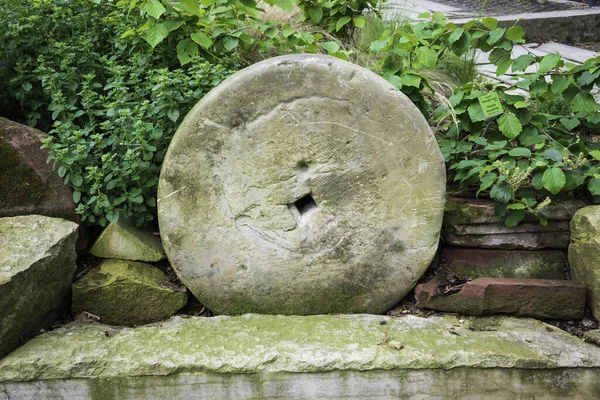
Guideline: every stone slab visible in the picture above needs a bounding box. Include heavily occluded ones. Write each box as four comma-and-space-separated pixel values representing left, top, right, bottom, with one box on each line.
415, 275, 585, 319
157, 54, 446, 315
443, 247, 566, 279
0, 215, 79, 358
569, 205, 600, 320
90, 220, 165, 262
1, 314, 600, 398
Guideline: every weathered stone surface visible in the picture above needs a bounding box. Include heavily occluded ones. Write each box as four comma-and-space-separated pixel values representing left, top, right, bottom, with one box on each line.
443, 246, 566, 279
72, 259, 187, 326
415, 275, 585, 319
569, 205, 600, 320
443, 196, 583, 249
0, 215, 78, 358
0, 117, 76, 221
90, 220, 165, 262
1, 314, 600, 398
585, 329, 600, 348
157, 54, 446, 315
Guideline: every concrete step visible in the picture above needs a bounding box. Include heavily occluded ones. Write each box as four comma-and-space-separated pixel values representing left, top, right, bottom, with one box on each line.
1, 314, 600, 398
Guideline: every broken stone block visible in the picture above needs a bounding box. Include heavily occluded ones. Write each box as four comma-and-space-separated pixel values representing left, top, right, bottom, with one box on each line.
569, 205, 600, 320
443, 247, 565, 279
0, 117, 76, 221
0, 215, 78, 358
90, 219, 165, 262
72, 259, 187, 326
584, 329, 600, 347
443, 196, 584, 249
415, 274, 585, 320
157, 54, 446, 315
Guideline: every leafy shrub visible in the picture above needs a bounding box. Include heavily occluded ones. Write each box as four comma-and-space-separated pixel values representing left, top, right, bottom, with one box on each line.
0, 0, 238, 226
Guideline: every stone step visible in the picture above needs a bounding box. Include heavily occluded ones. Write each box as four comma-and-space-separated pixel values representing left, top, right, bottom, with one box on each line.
415, 274, 585, 319
1, 314, 600, 398
443, 246, 566, 279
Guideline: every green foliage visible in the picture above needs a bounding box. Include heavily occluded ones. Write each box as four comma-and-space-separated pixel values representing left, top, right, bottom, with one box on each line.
296, 0, 376, 36
0, 0, 237, 226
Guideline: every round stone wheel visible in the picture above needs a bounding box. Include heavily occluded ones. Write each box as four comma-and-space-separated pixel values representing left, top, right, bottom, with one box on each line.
158, 54, 445, 315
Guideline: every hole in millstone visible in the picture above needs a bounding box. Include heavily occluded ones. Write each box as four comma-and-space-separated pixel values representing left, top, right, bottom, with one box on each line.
288, 193, 318, 223
294, 193, 317, 215
297, 161, 309, 172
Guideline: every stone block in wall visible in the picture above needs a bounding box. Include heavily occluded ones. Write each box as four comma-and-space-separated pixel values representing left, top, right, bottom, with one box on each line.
443, 196, 584, 250
443, 247, 565, 280
415, 274, 585, 320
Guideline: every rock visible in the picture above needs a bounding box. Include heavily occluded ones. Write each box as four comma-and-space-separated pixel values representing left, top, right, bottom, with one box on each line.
0, 215, 78, 358
0, 117, 76, 221
157, 54, 446, 315
569, 205, 600, 320
2, 315, 600, 399
415, 274, 585, 320
443, 196, 584, 249
72, 259, 187, 326
584, 329, 600, 347
90, 219, 165, 262
443, 247, 565, 279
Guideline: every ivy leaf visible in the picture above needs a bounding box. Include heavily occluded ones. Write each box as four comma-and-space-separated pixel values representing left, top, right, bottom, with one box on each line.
167, 109, 180, 122
401, 73, 421, 88
370, 38, 389, 53
505, 209, 527, 227
542, 167, 566, 195
223, 36, 239, 51
588, 177, 600, 195
498, 113, 522, 139
511, 54, 535, 72
508, 147, 531, 157
275, 0, 294, 11
467, 102, 485, 122
353, 15, 366, 28
191, 31, 213, 49
145, 0, 166, 19
482, 17, 498, 30
308, 6, 323, 23
542, 149, 563, 162
486, 27, 505, 46
416, 47, 437, 68
551, 76, 570, 94
560, 117, 580, 131
320, 41, 340, 54
176, 39, 198, 65
506, 26, 525, 43
335, 16, 351, 32
571, 92, 599, 114
490, 182, 512, 203
145, 23, 169, 48
538, 53, 561, 74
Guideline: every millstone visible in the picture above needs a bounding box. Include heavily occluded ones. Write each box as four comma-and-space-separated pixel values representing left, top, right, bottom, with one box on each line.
157, 54, 445, 315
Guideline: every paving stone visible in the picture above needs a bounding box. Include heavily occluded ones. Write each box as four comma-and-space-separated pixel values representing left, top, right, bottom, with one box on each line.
443, 246, 566, 279
1, 314, 600, 398
415, 274, 585, 319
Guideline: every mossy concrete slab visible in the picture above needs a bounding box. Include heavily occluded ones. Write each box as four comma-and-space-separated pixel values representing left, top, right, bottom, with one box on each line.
72, 259, 187, 326
90, 220, 165, 262
0, 215, 78, 358
1, 314, 600, 398
158, 54, 446, 315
